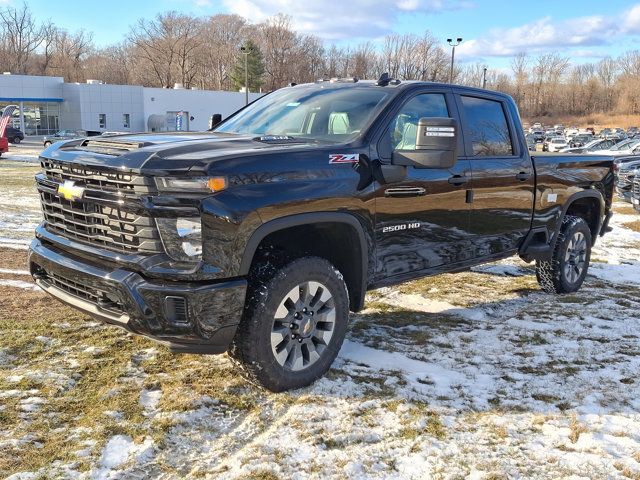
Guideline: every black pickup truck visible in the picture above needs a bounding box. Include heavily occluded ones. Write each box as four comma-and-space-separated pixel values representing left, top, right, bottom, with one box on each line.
28, 77, 614, 391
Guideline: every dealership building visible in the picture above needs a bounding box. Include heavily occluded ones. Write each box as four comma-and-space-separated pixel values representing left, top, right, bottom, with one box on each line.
0, 73, 261, 135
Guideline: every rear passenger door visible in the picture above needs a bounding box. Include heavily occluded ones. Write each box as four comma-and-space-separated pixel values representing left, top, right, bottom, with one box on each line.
456, 93, 535, 257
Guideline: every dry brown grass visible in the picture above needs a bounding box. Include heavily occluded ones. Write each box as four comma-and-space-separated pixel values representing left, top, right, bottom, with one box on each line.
623, 220, 640, 233
568, 415, 589, 444
524, 114, 640, 129
0, 248, 29, 271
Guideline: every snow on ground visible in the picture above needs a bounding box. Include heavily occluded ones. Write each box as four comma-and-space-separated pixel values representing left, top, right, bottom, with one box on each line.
1, 160, 640, 479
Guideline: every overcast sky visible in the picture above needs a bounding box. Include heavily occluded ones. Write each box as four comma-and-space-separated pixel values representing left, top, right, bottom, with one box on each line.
10, 0, 640, 69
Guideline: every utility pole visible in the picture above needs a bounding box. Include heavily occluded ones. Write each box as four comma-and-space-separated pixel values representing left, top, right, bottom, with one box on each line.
447, 37, 462, 84
482, 67, 487, 89
241, 45, 251, 105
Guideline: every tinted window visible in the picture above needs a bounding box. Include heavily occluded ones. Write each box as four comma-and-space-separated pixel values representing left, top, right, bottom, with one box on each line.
389, 93, 449, 151
461, 96, 513, 156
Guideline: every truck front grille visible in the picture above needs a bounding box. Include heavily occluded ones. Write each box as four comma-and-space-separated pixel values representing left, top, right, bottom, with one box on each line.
37, 159, 163, 254
618, 170, 636, 186
633, 177, 640, 196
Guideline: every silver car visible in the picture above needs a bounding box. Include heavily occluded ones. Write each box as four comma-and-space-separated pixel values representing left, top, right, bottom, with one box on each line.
43, 130, 89, 147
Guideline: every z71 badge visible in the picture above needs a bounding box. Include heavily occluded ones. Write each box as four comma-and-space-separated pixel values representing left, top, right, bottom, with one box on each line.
329, 153, 360, 164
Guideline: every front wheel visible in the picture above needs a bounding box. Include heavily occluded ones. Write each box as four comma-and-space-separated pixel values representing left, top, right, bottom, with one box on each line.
12, 137, 20, 144
230, 256, 349, 392
43, 141, 51, 147
536, 215, 592, 294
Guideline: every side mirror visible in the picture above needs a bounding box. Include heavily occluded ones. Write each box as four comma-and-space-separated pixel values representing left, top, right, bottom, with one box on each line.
392, 117, 458, 169
208, 113, 222, 130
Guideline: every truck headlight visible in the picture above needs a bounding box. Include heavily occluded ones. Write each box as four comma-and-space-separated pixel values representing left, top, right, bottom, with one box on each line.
156, 217, 203, 261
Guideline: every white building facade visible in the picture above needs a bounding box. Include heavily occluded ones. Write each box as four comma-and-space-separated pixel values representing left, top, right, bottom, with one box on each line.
0, 74, 261, 135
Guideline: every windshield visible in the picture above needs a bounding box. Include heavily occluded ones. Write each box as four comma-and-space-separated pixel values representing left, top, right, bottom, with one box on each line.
215, 85, 390, 142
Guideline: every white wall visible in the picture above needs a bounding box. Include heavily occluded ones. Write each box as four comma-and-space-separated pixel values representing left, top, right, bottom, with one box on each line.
142, 88, 262, 132
61, 83, 145, 132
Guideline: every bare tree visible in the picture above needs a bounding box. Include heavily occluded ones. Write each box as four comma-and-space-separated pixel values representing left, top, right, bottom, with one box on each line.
0, 2, 45, 74
128, 12, 203, 88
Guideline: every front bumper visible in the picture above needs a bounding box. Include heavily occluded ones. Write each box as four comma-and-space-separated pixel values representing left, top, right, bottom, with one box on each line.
28, 238, 247, 354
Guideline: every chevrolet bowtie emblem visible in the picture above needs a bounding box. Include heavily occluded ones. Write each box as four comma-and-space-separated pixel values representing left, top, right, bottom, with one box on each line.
57, 180, 85, 201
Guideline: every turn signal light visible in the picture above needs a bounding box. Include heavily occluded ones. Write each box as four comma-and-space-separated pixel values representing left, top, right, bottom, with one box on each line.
207, 177, 227, 192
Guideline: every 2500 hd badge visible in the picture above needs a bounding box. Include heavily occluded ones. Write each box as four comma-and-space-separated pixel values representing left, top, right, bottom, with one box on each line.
382, 222, 421, 233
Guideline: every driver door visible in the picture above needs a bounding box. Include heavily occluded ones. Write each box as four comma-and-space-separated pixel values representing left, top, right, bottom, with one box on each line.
371, 89, 473, 282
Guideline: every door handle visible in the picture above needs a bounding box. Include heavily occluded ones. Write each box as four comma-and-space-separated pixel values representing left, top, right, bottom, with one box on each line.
448, 175, 469, 186
384, 186, 426, 197
516, 171, 531, 181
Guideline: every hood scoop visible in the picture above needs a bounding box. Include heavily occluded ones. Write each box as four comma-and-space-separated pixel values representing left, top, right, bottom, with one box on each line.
70, 138, 154, 156
252, 135, 305, 144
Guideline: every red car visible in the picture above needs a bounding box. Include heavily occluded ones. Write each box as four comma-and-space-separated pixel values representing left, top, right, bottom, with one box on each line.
0, 136, 8, 157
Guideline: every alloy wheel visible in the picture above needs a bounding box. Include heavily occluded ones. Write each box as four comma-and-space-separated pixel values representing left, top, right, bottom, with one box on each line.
270, 281, 336, 371
564, 231, 587, 283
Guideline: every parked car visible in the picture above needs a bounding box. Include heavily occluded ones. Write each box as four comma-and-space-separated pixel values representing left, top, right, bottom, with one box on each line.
28, 78, 615, 391
0, 136, 7, 156
632, 172, 640, 212
525, 134, 537, 152
547, 136, 569, 152
591, 138, 640, 156
565, 127, 579, 139
569, 134, 594, 148
561, 138, 616, 154
3, 126, 25, 144
532, 130, 545, 143
43, 129, 101, 147
614, 157, 640, 203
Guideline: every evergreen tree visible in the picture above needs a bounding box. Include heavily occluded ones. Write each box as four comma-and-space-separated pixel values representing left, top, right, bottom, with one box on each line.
231, 40, 265, 93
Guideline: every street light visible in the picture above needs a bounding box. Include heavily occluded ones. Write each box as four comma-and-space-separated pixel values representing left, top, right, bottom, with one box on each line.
240, 45, 251, 106
482, 66, 487, 89
446, 37, 462, 84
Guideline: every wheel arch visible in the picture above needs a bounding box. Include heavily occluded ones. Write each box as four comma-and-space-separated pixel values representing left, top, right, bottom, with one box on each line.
554, 190, 604, 247
239, 212, 370, 312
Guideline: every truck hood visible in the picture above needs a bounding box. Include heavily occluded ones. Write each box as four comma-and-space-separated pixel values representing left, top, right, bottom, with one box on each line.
43, 132, 323, 174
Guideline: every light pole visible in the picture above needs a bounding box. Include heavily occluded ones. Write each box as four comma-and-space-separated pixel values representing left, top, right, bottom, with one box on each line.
482, 66, 487, 89
447, 37, 462, 84
240, 45, 251, 105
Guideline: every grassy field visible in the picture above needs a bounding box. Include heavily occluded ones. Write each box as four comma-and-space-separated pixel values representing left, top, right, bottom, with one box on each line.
1, 161, 640, 479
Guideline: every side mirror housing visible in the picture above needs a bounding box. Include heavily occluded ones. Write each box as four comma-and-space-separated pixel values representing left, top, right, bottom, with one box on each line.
392, 117, 458, 169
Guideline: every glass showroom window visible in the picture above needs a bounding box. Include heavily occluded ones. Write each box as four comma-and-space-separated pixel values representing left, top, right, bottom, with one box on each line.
1, 102, 60, 135
99, 114, 107, 129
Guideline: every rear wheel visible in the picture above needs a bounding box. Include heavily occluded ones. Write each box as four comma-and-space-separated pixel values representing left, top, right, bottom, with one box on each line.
12, 136, 20, 144
536, 215, 592, 294
43, 141, 52, 147
230, 256, 349, 392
